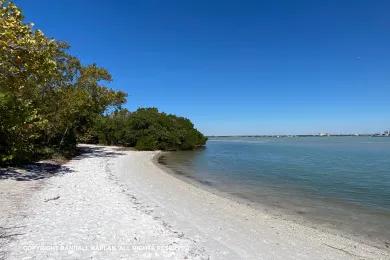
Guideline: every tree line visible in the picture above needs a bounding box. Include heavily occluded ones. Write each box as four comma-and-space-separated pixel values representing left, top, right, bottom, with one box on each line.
0, 1, 207, 165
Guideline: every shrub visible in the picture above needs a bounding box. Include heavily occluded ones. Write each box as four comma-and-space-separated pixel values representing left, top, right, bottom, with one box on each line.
88, 108, 207, 151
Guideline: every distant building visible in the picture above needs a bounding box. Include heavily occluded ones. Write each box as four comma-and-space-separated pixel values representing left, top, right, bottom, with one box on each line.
373, 130, 390, 137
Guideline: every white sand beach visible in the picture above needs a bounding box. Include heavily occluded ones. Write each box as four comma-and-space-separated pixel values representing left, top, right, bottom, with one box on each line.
0, 145, 389, 259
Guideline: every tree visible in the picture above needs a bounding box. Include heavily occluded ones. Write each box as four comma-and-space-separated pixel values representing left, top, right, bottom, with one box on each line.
0, 1, 59, 163
87, 108, 207, 151
0, 1, 205, 165
0, 1, 126, 165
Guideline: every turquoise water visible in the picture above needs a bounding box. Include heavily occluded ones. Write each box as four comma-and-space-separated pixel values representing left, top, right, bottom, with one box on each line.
160, 136, 390, 246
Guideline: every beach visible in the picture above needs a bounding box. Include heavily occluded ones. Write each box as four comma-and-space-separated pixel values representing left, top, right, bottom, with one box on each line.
0, 145, 389, 259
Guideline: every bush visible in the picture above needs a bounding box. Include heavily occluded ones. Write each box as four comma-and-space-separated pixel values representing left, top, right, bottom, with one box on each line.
135, 135, 158, 150
88, 108, 207, 151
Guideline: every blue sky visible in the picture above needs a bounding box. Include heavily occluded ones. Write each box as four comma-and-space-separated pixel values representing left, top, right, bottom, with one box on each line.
18, 0, 390, 135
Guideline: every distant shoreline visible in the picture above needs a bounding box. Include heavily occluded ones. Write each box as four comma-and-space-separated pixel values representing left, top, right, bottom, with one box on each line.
207, 134, 389, 138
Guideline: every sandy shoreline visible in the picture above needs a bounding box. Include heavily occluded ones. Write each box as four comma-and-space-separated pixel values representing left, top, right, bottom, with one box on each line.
156, 152, 390, 251
1, 145, 389, 259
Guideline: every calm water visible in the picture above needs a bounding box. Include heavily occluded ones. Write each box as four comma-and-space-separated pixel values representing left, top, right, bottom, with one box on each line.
160, 136, 390, 246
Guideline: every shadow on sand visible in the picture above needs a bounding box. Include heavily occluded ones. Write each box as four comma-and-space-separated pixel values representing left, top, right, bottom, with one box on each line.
0, 162, 73, 181
0, 146, 127, 182
73, 146, 127, 160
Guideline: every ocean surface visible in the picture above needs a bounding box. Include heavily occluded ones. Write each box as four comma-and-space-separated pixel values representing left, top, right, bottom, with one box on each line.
159, 136, 390, 246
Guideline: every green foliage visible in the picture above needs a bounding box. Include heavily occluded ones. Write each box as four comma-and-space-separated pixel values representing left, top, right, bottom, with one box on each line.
88, 108, 207, 151
0, 1, 206, 165
135, 135, 158, 151
0, 1, 126, 165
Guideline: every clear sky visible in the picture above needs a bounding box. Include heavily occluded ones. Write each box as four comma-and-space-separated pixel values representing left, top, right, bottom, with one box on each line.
18, 0, 390, 135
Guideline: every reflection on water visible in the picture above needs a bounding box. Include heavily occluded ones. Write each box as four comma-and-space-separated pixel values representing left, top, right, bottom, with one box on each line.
160, 136, 390, 247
